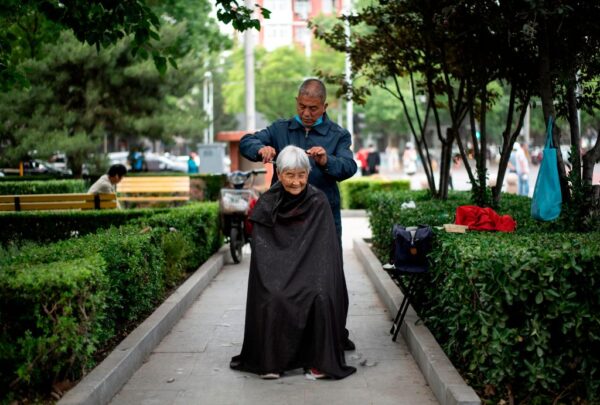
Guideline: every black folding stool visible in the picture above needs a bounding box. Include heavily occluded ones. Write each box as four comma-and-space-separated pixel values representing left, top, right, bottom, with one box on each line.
383, 263, 428, 342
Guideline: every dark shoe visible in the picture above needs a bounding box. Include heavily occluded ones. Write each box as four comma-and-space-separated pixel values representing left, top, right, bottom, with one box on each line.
343, 338, 356, 351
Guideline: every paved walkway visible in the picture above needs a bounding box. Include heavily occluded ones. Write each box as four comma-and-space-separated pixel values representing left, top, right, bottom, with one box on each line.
109, 216, 438, 405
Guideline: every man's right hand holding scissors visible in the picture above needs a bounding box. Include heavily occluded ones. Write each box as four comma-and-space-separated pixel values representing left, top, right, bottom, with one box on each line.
258, 146, 277, 163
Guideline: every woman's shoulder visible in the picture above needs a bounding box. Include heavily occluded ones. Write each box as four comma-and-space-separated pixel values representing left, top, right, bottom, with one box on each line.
306, 184, 328, 203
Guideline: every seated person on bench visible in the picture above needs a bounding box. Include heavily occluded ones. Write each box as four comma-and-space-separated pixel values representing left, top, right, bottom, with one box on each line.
88, 164, 127, 207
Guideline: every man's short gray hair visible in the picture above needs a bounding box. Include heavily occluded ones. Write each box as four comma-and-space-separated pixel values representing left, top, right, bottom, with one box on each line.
298, 78, 327, 103
276, 145, 311, 174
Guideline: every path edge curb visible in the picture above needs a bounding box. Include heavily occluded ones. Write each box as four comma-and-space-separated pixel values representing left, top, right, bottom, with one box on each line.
58, 246, 229, 405
353, 237, 481, 405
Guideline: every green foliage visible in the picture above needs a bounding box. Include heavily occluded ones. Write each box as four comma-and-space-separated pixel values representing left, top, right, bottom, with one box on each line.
1, 0, 268, 90
0, 179, 86, 195
0, 202, 222, 398
190, 174, 227, 201
0, 255, 108, 392
562, 145, 600, 232
340, 178, 410, 209
368, 190, 600, 403
136, 202, 222, 268
0, 23, 212, 172
425, 232, 600, 403
0, 209, 159, 246
224, 46, 311, 121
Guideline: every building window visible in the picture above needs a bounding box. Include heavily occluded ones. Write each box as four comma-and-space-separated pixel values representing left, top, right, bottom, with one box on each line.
322, 0, 335, 14
294, 0, 310, 20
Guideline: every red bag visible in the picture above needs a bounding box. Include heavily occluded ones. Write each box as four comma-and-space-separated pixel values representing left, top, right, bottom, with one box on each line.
455, 205, 516, 232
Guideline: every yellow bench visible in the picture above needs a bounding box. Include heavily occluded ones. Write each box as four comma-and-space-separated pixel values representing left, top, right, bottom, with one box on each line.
117, 176, 190, 203
0, 193, 117, 211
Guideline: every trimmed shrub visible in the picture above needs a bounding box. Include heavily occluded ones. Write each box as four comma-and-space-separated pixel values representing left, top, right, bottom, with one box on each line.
367, 190, 600, 403
190, 174, 227, 201
0, 209, 162, 246
425, 232, 600, 403
0, 179, 87, 195
0, 255, 108, 394
0, 202, 222, 400
138, 203, 223, 286
340, 178, 410, 209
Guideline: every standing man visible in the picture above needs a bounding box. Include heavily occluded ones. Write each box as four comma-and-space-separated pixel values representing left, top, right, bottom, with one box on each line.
240, 78, 357, 351
240, 78, 357, 240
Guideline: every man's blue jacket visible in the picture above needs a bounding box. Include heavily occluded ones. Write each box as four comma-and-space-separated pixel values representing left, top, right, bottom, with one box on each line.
239, 113, 357, 237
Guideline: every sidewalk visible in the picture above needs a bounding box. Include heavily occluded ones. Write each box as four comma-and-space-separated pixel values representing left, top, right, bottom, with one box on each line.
107, 215, 439, 405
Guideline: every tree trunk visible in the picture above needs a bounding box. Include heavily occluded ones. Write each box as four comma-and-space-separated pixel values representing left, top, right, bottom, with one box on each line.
582, 134, 600, 184
538, 23, 570, 202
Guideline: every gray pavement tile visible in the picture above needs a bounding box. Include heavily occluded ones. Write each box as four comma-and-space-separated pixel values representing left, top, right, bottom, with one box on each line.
155, 324, 213, 353
121, 352, 198, 390
110, 389, 182, 405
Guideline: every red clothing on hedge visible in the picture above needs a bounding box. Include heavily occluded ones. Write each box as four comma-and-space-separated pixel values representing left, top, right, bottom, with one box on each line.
455, 205, 516, 232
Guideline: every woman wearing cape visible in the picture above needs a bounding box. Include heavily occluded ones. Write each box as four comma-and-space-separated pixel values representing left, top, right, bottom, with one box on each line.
230, 145, 356, 380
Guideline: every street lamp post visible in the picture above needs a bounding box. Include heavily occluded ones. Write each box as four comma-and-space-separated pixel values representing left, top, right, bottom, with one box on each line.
203, 71, 214, 144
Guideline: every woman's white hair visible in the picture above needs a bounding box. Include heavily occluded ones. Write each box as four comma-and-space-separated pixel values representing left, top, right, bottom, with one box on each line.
276, 145, 311, 174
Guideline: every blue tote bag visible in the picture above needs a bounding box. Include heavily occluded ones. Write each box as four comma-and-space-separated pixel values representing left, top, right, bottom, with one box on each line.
531, 117, 562, 221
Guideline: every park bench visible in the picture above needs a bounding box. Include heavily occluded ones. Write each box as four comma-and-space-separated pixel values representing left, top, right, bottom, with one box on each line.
116, 176, 190, 204
0, 193, 117, 211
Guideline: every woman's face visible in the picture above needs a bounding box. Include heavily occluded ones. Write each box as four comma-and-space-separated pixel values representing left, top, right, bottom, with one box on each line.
279, 168, 308, 195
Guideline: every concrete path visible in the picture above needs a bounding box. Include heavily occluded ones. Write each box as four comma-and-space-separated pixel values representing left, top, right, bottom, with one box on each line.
109, 215, 439, 405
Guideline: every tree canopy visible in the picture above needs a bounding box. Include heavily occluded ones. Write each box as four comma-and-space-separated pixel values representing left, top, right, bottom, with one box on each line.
0, 0, 270, 90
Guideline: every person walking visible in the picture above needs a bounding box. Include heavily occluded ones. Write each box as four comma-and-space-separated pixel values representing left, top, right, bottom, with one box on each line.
366, 143, 381, 175
239, 77, 357, 351
515, 139, 530, 196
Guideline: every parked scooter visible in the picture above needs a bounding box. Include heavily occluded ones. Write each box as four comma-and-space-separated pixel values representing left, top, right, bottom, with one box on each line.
219, 168, 267, 263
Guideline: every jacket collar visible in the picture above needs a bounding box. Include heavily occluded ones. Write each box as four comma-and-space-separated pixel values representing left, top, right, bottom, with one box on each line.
288, 112, 331, 136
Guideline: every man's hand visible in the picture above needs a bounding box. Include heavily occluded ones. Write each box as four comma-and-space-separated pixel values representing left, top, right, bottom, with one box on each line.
306, 146, 328, 166
258, 146, 276, 163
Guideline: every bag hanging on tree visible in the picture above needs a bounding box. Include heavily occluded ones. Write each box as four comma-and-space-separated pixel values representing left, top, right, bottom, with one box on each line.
531, 116, 562, 221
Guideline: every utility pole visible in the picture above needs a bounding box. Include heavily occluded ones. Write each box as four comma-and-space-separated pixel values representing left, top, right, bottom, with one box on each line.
203, 71, 214, 144
244, 0, 256, 132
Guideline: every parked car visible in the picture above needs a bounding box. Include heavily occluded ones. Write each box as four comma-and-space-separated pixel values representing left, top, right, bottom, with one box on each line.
143, 153, 188, 172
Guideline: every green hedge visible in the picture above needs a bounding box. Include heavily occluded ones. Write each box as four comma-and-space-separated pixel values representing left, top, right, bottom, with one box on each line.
0, 255, 108, 394
0, 209, 163, 246
340, 178, 411, 209
367, 190, 600, 403
0, 179, 87, 195
0, 203, 221, 398
0, 175, 73, 182
190, 174, 227, 201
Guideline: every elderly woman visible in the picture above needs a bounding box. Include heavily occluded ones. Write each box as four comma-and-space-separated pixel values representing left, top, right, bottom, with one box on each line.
230, 145, 355, 380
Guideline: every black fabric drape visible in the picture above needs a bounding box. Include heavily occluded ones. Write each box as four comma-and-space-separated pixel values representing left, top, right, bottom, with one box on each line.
231, 182, 355, 379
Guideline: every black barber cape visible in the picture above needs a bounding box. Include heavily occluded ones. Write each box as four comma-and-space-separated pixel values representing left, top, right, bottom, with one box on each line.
230, 182, 356, 379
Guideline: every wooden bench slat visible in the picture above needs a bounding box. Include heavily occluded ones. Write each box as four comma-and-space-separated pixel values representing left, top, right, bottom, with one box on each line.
117, 186, 190, 192
0, 193, 117, 211
0, 193, 115, 203
0, 201, 117, 211
118, 196, 190, 202
116, 176, 190, 204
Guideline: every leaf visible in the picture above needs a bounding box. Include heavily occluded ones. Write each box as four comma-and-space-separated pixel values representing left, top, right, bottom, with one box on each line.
153, 55, 167, 75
